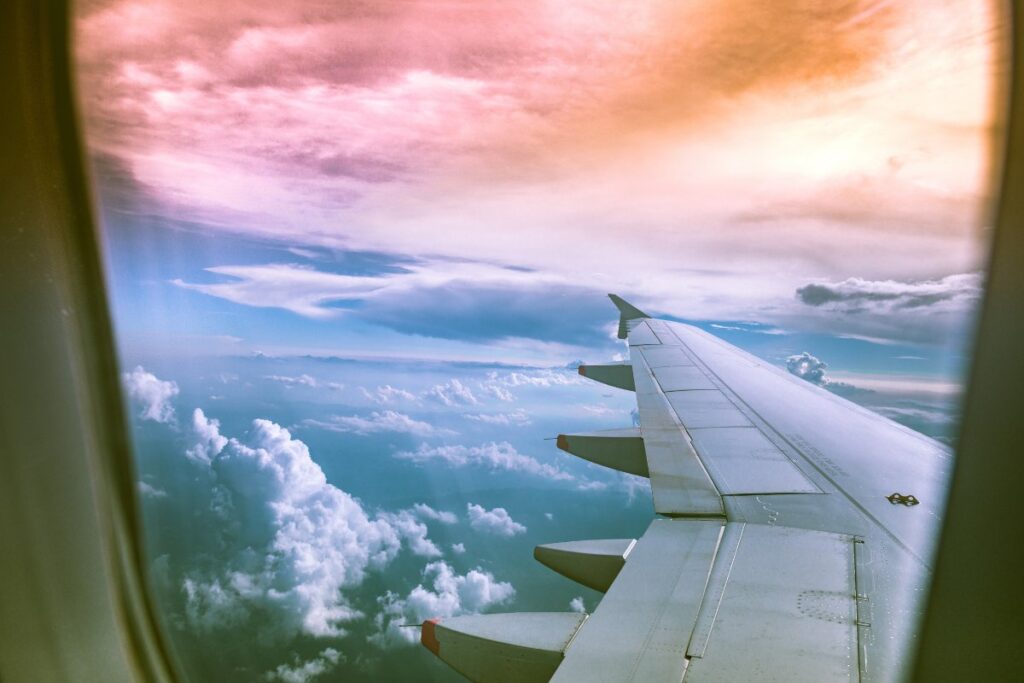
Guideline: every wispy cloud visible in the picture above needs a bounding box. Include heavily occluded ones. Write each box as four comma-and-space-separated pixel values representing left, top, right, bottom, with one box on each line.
264, 374, 344, 390
303, 411, 455, 437
394, 441, 574, 482
463, 410, 531, 426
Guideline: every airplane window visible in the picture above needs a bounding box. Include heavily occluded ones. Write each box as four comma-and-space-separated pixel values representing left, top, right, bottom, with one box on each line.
74, 1, 1007, 681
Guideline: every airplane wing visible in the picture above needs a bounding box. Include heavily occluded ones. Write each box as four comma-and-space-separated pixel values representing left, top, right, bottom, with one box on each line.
421, 295, 952, 682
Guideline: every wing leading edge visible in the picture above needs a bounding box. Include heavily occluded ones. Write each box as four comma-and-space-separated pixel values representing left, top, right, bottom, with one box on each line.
422, 296, 950, 682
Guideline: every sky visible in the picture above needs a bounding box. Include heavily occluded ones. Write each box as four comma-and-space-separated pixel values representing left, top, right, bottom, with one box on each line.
74, 1, 1005, 681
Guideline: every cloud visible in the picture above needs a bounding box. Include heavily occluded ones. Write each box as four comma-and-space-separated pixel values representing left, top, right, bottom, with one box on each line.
185, 408, 228, 465
264, 374, 344, 390
467, 504, 526, 537
361, 385, 417, 405
788, 273, 983, 343
451, 543, 466, 555
303, 411, 455, 437
369, 561, 515, 648
394, 441, 575, 482
796, 273, 982, 310
123, 366, 179, 423
412, 504, 458, 525
172, 260, 615, 345
264, 648, 342, 683
709, 322, 787, 335
478, 383, 515, 402
463, 410, 531, 426
422, 379, 478, 407
785, 352, 868, 397
377, 510, 443, 558
569, 597, 586, 613
785, 351, 829, 386
138, 481, 168, 499
354, 282, 616, 345
582, 404, 619, 416
487, 369, 582, 388
180, 417, 404, 639
80, 0, 996, 340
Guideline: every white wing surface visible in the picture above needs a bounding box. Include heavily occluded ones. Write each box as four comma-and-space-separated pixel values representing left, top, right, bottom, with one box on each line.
422, 296, 951, 682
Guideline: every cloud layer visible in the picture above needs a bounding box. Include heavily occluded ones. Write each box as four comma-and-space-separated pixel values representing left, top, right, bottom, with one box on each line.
394, 441, 574, 482
788, 273, 984, 343
78, 0, 1001, 335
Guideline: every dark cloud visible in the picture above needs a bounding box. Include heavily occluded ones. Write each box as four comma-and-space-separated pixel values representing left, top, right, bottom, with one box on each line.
796, 275, 980, 310
354, 283, 614, 346
781, 273, 984, 345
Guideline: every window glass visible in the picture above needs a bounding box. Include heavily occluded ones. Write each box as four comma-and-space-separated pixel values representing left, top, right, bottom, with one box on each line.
75, 1, 1006, 680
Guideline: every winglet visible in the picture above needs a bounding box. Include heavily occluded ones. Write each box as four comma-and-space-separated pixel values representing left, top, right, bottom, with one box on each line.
608, 294, 650, 340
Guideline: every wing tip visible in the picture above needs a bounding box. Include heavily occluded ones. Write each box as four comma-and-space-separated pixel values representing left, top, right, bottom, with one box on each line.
608, 293, 649, 320
608, 294, 649, 339
421, 618, 441, 655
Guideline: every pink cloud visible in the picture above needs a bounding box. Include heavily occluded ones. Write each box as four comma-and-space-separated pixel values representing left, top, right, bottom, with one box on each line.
75, 0, 1004, 323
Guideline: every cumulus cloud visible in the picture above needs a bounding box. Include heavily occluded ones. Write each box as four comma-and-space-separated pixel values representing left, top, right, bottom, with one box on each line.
569, 597, 586, 613
361, 385, 417, 405
123, 366, 179, 423
785, 352, 829, 386
185, 408, 228, 465
369, 561, 515, 648
785, 352, 867, 397
303, 410, 455, 437
180, 417, 404, 639
422, 379, 478, 407
264, 648, 342, 683
377, 510, 442, 558
451, 543, 466, 555
463, 410, 531, 426
478, 383, 515, 402
412, 504, 458, 525
394, 441, 575, 482
467, 504, 526, 537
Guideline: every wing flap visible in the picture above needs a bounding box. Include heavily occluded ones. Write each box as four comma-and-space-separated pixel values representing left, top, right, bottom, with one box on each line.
633, 350, 723, 516
550, 519, 723, 683
685, 525, 859, 682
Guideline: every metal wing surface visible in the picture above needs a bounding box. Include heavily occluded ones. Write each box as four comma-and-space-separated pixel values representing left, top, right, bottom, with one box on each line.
422, 296, 951, 683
